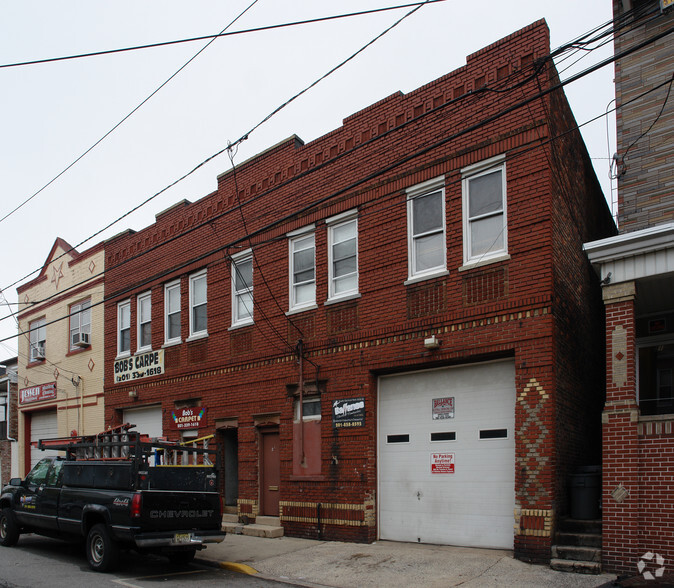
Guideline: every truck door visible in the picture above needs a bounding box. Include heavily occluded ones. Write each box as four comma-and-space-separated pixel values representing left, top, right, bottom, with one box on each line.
14, 458, 52, 527
39, 459, 63, 531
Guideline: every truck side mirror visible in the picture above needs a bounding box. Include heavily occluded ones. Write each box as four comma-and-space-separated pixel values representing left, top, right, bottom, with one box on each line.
9, 478, 22, 487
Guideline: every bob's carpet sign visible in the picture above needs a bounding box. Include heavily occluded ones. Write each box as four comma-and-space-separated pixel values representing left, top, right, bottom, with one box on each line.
332, 397, 365, 429
114, 350, 164, 383
171, 407, 207, 430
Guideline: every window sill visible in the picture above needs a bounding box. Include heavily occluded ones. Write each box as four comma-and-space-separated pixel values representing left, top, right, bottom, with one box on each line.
115, 352, 131, 360
229, 321, 254, 331
162, 340, 182, 348
324, 293, 361, 306
136, 346, 152, 354
66, 347, 90, 357
639, 413, 674, 423
26, 360, 46, 369
459, 253, 510, 272
286, 304, 318, 316
186, 332, 208, 343
404, 269, 449, 286
289, 475, 325, 482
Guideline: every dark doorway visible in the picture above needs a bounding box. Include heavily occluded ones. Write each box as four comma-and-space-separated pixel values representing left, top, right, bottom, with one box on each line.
260, 430, 280, 516
217, 428, 239, 510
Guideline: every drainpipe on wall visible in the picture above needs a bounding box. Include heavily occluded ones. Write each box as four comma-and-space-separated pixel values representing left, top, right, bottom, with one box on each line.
297, 340, 306, 468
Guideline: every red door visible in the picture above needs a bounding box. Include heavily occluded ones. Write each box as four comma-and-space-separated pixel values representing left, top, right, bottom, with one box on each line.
261, 431, 280, 516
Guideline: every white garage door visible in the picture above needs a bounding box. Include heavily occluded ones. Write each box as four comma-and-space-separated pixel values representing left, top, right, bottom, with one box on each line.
378, 360, 515, 549
30, 410, 59, 469
123, 405, 163, 438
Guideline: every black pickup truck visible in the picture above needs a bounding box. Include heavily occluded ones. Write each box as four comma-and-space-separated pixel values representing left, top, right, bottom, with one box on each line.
0, 430, 225, 571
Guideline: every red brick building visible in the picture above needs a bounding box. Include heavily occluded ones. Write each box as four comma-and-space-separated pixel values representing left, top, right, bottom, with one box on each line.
584, 0, 674, 575
104, 20, 615, 563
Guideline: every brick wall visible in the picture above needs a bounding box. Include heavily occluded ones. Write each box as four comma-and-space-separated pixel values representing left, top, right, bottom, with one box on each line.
103, 20, 613, 559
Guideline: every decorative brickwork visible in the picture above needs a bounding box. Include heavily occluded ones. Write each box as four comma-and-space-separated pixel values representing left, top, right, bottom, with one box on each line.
326, 302, 358, 335
514, 508, 553, 537
407, 280, 447, 319
462, 266, 508, 306
188, 340, 208, 364
230, 329, 253, 355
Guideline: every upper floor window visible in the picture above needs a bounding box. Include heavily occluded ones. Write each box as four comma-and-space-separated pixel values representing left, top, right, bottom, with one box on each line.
117, 300, 131, 356
164, 280, 181, 344
407, 177, 446, 280
29, 317, 46, 362
327, 211, 358, 301
189, 270, 208, 337
0, 394, 7, 440
137, 292, 152, 351
462, 156, 507, 266
232, 251, 254, 327
289, 228, 316, 312
69, 299, 91, 350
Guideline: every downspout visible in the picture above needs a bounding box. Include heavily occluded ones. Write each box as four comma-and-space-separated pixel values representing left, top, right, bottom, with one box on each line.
2, 367, 17, 443
298, 340, 306, 468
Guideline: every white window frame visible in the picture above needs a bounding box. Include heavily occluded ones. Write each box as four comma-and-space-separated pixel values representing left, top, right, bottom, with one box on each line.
189, 270, 208, 339
117, 300, 131, 357
137, 291, 152, 352
406, 176, 447, 282
69, 299, 92, 351
327, 210, 359, 303
294, 396, 322, 422
288, 226, 316, 313
231, 250, 254, 328
29, 317, 46, 362
461, 155, 508, 268
164, 280, 182, 345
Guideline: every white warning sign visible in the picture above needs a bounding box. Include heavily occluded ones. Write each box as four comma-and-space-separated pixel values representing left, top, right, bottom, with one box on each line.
430, 452, 455, 474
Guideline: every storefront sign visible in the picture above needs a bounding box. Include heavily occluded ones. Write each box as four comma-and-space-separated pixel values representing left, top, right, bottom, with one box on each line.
332, 397, 365, 429
19, 382, 57, 405
432, 397, 454, 420
114, 349, 164, 383
170, 407, 207, 430
431, 452, 455, 474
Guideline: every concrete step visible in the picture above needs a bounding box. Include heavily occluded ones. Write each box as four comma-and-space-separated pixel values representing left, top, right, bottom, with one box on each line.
551, 545, 601, 562
555, 532, 602, 548
550, 558, 601, 575
255, 516, 281, 527
241, 524, 284, 538
222, 521, 244, 534
222, 513, 239, 524
558, 519, 602, 535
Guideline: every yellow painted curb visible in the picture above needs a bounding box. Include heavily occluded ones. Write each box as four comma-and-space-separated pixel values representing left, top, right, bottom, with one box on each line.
219, 562, 259, 575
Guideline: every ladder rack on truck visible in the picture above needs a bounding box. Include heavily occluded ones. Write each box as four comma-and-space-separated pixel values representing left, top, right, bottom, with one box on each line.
37, 423, 218, 467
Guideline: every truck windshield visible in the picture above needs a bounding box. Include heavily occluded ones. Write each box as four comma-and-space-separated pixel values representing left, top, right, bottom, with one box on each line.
25, 459, 52, 486
46, 460, 64, 487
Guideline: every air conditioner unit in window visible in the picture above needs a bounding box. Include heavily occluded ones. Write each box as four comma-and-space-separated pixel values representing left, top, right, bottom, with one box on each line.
73, 332, 90, 348
34, 342, 46, 360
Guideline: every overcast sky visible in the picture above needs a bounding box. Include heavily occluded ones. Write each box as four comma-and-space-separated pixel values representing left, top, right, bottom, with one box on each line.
0, 1, 616, 358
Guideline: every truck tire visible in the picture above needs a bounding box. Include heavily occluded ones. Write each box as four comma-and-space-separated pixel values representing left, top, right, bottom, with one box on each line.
0, 508, 20, 547
86, 523, 119, 572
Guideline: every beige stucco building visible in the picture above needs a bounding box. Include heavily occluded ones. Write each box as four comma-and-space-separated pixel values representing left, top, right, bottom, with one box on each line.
16, 238, 105, 475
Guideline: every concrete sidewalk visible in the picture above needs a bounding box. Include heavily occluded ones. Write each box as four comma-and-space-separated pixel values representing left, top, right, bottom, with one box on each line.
197, 533, 618, 587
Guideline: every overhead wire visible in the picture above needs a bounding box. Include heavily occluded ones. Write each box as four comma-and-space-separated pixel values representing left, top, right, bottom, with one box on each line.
4, 17, 671, 329
4, 12, 672, 344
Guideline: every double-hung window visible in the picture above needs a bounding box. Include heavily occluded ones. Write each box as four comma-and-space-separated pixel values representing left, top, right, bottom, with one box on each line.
117, 300, 131, 356
164, 281, 181, 344
189, 270, 208, 338
289, 228, 316, 312
327, 211, 358, 301
70, 299, 91, 350
29, 318, 46, 362
462, 156, 507, 265
407, 177, 446, 280
137, 292, 152, 351
232, 251, 253, 327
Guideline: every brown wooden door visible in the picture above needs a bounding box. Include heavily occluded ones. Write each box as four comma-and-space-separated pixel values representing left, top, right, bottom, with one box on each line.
261, 431, 280, 516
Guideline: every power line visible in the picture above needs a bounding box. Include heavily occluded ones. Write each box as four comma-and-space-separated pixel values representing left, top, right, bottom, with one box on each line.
0, 0, 260, 227
7, 46, 673, 347
0, 2, 447, 70
1, 0, 435, 293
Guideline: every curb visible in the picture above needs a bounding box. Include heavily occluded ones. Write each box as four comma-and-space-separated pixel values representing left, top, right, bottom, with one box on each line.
219, 561, 259, 575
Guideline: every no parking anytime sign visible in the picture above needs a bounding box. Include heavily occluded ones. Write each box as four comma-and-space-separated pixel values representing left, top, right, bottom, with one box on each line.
430, 452, 455, 474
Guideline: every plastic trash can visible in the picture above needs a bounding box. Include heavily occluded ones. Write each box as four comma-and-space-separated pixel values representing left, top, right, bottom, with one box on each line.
570, 466, 601, 520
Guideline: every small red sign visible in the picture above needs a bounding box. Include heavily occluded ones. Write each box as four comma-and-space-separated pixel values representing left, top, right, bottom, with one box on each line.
170, 407, 207, 430
19, 382, 57, 405
430, 452, 455, 474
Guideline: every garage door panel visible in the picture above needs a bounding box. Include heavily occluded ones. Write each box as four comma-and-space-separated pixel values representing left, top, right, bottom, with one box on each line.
378, 361, 515, 549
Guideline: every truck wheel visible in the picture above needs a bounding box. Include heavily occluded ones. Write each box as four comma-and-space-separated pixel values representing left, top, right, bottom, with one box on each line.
0, 508, 20, 547
170, 549, 196, 565
86, 523, 119, 572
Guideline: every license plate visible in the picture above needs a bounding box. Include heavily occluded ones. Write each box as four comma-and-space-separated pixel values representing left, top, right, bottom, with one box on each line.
173, 533, 192, 544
